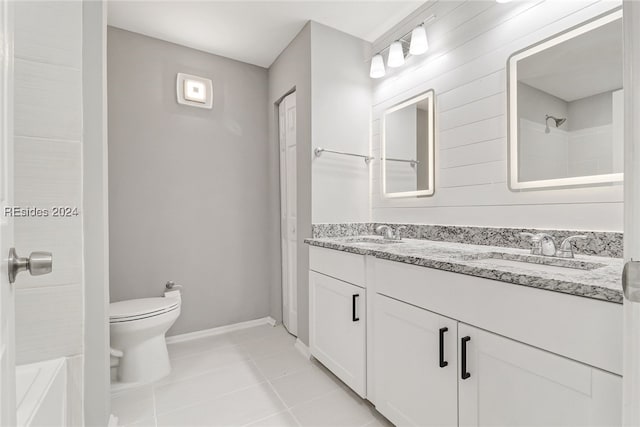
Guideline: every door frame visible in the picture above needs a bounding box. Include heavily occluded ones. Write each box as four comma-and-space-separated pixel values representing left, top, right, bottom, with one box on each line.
278, 90, 298, 336
0, 0, 15, 424
623, 1, 640, 424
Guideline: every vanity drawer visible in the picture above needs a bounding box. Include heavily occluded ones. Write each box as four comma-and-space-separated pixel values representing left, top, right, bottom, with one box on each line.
309, 246, 366, 287
373, 258, 623, 375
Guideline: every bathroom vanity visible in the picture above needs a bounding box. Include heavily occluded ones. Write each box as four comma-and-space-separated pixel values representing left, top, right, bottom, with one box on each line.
307, 236, 623, 426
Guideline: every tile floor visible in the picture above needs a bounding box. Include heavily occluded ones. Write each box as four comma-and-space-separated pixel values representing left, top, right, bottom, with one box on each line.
111, 323, 392, 427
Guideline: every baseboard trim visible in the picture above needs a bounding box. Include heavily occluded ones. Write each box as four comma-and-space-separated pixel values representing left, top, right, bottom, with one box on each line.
166, 316, 277, 344
294, 338, 311, 359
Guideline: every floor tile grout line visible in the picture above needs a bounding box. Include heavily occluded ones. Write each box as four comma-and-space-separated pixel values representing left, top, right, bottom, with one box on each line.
156, 355, 254, 387
259, 363, 314, 383
167, 342, 239, 361
152, 375, 272, 418
243, 337, 299, 363
114, 324, 385, 427
283, 384, 343, 411
240, 410, 300, 427
166, 325, 289, 362
263, 370, 303, 427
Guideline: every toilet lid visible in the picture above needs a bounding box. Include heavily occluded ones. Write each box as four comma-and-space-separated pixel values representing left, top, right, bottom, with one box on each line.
110, 297, 180, 323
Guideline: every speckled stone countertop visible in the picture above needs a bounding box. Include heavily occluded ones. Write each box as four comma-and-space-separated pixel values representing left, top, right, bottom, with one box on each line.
305, 236, 624, 304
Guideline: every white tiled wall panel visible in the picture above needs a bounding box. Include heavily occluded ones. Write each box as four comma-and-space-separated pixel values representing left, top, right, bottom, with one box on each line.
13, 217, 83, 289
14, 283, 83, 364
13, 0, 84, 370
66, 354, 85, 426
371, 0, 623, 230
14, 1, 82, 68
14, 137, 82, 207
14, 59, 82, 141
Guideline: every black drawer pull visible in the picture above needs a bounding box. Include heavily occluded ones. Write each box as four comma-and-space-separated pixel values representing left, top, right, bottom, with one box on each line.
439, 327, 448, 368
352, 294, 360, 322
461, 336, 471, 380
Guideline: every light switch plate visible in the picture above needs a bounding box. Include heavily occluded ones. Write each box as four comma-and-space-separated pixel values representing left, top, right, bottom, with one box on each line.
176, 73, 213, 109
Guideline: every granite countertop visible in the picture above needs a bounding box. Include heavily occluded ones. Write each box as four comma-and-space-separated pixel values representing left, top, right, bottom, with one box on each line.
305, 236, 624, 304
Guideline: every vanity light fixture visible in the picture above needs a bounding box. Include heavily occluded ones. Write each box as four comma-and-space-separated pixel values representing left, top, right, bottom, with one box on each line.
409, 25, 429, 55
387, 41, 405, 68
368, 14, 435, 79
496, 0, 513, 3
370, 54, 386, 78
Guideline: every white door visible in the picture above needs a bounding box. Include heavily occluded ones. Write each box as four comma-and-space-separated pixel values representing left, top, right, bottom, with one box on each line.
0, 1, 15, 424
458, 323, 621, 427
309, 271, 366, 397
373, 295, 458, 427
279, 92, 297, 336
622, 2, 640, 425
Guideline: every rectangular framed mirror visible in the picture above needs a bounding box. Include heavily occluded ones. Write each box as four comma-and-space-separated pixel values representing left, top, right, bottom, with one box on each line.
382, 89, 435, 198
507, 9, 623, 190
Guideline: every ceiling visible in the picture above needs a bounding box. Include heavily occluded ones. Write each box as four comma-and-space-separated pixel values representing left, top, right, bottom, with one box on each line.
108, 1, 425, 68
518, 18, 622, 102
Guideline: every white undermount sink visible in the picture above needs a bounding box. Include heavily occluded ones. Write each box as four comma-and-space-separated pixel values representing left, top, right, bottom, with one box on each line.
343, 236, 404, 245
465, 252, 606, 274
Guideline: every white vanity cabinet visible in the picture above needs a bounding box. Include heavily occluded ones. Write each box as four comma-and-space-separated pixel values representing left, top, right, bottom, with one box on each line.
371, 258, 622, 427
309, 247, 367, 397
307, 247, 623, 426
458, 323, 622, 427
373, 295, 458, 426
373, 301, 622, 427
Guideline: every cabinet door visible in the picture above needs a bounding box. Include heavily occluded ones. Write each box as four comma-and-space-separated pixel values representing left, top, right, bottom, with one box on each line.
309, 271, 366, 396
458, 323, 621, 427
374, 295, 458, 426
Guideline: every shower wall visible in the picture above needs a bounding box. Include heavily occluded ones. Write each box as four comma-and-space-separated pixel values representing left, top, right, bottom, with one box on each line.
518, 83, 622, 181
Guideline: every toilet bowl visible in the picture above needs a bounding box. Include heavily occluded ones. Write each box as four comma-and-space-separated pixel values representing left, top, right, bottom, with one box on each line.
110, 295, 181, 384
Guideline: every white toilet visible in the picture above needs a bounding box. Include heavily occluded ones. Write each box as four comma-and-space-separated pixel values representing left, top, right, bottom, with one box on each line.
109, 293, 181, 384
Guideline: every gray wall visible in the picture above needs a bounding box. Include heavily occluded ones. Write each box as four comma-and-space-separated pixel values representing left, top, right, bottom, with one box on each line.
266, 22, 372, 345
267, 23, 312, 344
108, 27, 276, 336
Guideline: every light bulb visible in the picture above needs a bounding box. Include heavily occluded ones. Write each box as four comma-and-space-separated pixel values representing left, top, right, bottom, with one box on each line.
409, 25, 429, 55
369, 54, 386, 79
387, 41, 405, 68
496, 0, 512, 3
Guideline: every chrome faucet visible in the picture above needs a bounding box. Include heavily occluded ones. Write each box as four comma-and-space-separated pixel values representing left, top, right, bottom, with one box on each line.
520, 232, 557, 256
556, 235, 587, 258
376, 225, 395, 240
394, 226, 407, 240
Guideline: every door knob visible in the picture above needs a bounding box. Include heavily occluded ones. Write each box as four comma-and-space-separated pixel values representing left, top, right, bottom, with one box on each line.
8, 247, 53, 284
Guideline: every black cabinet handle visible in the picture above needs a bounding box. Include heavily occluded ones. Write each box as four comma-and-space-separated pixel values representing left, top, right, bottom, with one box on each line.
461, 336, 471, 380
352, 294, 360, 322
439, 327, 448, 368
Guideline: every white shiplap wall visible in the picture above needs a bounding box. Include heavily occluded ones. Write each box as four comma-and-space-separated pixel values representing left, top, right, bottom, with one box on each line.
371, 0, 623, 231
13, 1, 84, 365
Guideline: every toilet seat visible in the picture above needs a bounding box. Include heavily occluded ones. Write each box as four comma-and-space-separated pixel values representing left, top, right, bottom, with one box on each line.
110, 298, 180, 323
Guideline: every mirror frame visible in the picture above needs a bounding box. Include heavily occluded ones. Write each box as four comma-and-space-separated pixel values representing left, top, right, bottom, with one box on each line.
507, 9, 623, 191
381, 89, 435, 198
